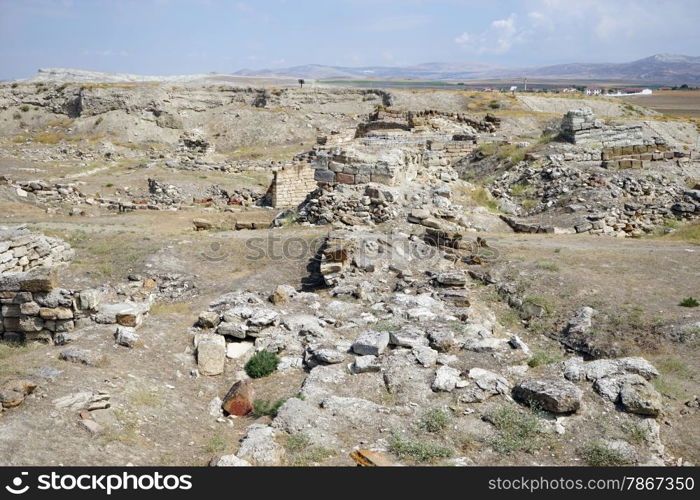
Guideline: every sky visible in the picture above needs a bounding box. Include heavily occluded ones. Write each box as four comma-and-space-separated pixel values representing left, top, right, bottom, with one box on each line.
1, 0, 699, 79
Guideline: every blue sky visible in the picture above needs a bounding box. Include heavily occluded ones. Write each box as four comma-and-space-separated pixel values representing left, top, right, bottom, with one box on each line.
1, 0, 699, 79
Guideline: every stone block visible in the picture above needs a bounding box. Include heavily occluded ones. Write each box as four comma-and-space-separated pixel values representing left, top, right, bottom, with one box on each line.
336, 172, 355, 184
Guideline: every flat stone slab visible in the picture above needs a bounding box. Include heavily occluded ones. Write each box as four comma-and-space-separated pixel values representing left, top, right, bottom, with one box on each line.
513, 378, 582, 414
58, 348, 105, 367
352, 330, 390, 356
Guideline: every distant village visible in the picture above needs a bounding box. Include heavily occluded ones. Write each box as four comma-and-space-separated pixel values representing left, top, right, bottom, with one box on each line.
462, 83, 697, 96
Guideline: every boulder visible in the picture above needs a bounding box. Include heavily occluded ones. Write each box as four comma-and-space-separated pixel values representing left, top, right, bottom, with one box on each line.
270, 284, 296, 305
619, 375, 662, 417
512, 378, 582, 414
226, 341, 254, 360
432, 365, 462, 392
236, 424, 285, 465
198, 311, 221, 329
352, 330, 390, 356
222, 379, 255, 416
58, 349, 105, 367
197, 333, 226, 376
114, 326, 139, 348
211, 455, 251, 467
389, 328, 428, 348
428, 329, 454, 352
0, 379, 37, 409
412, 345, 438, 367
352, 355, 381, 374
309, 345, 345, 365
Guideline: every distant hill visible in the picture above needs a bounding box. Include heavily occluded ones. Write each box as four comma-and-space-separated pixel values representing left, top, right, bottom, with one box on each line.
235, 54, 700, 84
20, 54, 700, 85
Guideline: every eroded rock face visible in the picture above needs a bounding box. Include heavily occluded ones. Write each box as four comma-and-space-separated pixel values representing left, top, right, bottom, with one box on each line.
512, 378, 582, 414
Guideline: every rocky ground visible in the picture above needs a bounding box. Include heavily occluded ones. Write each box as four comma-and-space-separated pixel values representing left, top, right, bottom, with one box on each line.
0, 81, 698, 467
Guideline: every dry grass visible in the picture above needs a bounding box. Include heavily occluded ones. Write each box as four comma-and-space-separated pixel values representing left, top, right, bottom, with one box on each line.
33, 132, 64, 144
150, 302, 192, 315
47, 117, 74, 128
664, 222, 700, 244
127, 387, 163, 407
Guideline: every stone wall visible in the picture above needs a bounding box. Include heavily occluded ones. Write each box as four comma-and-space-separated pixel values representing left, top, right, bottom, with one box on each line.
270, 163, 318, 208
0, 229, 73, 274
0, 229, 81, 342
560, 107, 643, 147
424, 139, 477, 167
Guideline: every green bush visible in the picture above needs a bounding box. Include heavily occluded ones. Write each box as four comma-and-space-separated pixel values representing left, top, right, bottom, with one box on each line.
679, 297, 699, 307
419, 408, 450, 433
527, 350, 562, 368
252, 398, 286, 418
488, 100, 501, 109
244, 351, 279, 378
19, 105, 30, 112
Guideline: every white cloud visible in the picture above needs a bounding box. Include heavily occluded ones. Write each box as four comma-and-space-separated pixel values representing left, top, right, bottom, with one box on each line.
454, 13, 524, 54
454, 0, 700, 58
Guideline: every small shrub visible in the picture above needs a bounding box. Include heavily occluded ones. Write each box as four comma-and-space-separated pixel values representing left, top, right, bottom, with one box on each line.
510, 182, 532, 196
388, 431, 454, 463
535, 260, 559, 272
652, 376, 686, 399
469, 186, 499, 212
244, 351, 279, 378
284, 433, 334, 465
12, 112, 21, 120
252, 398, 286, 418
623, 423, 648, 445
373, 320, 401, 332
19, 104, 30, 112
537, 131, 556, 144
527, 350, 561, 368
478, 142, 498, 156
679, 297, 699, 308
11, 82, 18, 88
419, 408, 450, 433
521, 198, 538, 212
523, 295, 555, 316
656, 357, 692, 378
489, 406, 542, 454
582, 441, 630, 466
202, 433, 227, 453
488, 100, 501, 109
104, 183, 114, 188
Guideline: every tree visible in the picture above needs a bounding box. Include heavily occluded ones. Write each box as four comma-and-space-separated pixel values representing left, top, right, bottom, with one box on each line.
298, 78, 305, 88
